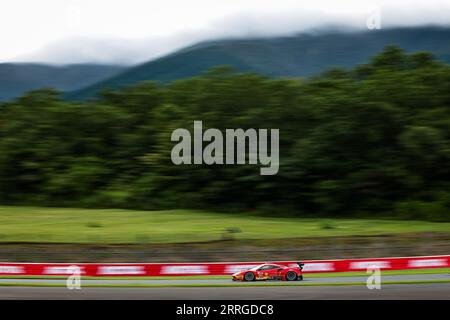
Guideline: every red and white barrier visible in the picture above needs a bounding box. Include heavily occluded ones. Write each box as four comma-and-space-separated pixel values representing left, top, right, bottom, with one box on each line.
0, 255, 448, 276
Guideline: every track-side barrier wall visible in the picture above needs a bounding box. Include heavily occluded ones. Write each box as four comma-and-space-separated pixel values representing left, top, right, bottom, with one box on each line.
0, 255, 448, 276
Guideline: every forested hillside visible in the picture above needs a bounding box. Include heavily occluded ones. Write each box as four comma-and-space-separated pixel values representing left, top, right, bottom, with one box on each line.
0, 63, 125, 101
67, 27, 450, 100
1, 46, 449, 221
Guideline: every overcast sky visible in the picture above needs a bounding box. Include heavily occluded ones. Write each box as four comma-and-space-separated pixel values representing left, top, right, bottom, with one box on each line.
1, 0, 450, 64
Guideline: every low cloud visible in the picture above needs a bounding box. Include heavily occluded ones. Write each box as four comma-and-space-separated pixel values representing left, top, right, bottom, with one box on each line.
12, 4, 450, 65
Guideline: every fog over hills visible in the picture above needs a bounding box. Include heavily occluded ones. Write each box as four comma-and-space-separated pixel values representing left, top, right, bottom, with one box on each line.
66, 27, 450, 100
2, 27, 450, 102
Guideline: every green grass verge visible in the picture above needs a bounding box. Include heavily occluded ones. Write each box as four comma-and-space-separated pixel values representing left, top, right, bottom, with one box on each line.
0, 268, 447, 280
1, 279, 449, 288
305, 268, 450, 278
1, 205, 450, 244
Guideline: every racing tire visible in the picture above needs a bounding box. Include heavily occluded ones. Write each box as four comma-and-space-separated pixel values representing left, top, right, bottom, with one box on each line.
244, 272, 256, 281
285, 271, 297, 281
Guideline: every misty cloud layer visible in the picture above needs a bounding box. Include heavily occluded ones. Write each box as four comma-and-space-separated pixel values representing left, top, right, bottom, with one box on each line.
8, 4, 450, 65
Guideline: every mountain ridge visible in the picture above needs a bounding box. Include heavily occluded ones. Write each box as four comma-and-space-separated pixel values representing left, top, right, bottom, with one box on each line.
0, 63, 126, 102
2, 26, 450, 102
66, 26, 450, 100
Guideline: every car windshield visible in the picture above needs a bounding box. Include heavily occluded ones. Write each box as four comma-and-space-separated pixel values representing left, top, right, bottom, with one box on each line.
250, 264, 266, 271
250, 264, 281, 271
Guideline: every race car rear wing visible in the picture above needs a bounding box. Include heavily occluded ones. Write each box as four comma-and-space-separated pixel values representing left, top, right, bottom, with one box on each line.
297, 262, 304, 270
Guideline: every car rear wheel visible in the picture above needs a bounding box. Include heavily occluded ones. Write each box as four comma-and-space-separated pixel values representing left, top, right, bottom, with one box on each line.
244, 272, 255, 281
285, 271, 297, 281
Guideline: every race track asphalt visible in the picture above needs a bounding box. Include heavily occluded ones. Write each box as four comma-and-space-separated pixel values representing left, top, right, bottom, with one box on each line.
0, 273, 448, 285
1, 283, 449, 299
0, 273, 449, 299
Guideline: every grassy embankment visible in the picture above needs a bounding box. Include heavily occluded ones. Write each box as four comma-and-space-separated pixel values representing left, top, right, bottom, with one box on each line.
0, 206, 450, 244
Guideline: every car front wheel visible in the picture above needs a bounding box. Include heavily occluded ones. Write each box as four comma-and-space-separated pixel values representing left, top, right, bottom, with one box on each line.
244, 272, 255, 281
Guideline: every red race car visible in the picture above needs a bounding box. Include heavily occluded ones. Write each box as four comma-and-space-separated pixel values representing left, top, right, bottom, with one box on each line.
232, 262, 304, 281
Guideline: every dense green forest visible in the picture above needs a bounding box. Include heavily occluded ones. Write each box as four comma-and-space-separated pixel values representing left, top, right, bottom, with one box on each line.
1, 46, 449, 221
